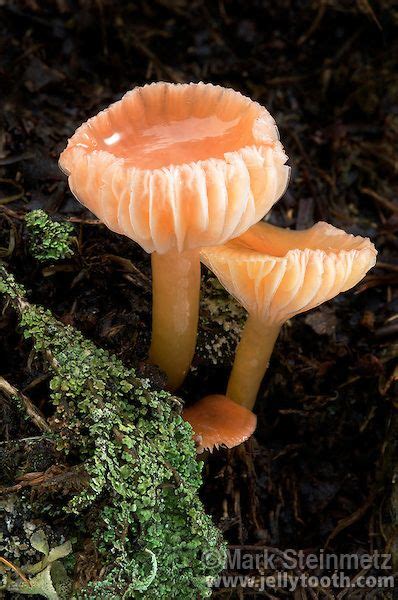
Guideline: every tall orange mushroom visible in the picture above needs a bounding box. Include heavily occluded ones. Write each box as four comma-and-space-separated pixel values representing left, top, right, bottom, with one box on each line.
59, 82, 289, 389
184, 220, 376, 449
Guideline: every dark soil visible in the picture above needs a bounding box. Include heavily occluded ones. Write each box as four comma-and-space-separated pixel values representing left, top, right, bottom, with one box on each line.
0, 1, 397, 598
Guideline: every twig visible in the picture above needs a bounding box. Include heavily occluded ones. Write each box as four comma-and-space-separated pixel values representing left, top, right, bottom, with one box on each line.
0, 377, 51, 433
0, 556, 30, 586
356, 0, 382, 31
104, 254, 151, 288
0, 464, 88, 496
361, 187, 398, 215
336, 566, 373, 599
0, 178, 24, 205
376, 261, 398, 273
325, 492, 378, 547
68, 216, 102, 226
297, 1, 327, 46
0, 435, 51, 446
0, 206, 25, 220
130, 33, 183, 83
0, 153, 33, 166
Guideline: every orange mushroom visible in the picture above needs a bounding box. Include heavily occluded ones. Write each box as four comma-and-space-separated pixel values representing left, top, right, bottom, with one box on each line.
59, 82, 289, 389
183, 395, 257, 452
184, 220, 376, 449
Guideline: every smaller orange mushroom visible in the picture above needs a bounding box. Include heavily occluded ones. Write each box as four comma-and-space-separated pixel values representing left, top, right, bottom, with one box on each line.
183, 395, 257, 452
184, 220, 376, 450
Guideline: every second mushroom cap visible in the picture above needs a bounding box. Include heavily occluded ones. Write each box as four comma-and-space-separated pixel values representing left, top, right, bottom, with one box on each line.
201, 220, 377, 325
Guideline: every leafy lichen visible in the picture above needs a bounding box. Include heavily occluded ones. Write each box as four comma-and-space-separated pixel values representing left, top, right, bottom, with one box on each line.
25, 210, 75, 263
0, 266, 226, 598
5, 528, 73, 599
0, 263, 26, 298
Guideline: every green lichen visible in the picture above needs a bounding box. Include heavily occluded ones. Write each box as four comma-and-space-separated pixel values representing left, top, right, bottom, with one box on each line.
0, 262, 26, 298
25, 210, 75, 262
0, 266, 226, 599
5, 530, 73, 599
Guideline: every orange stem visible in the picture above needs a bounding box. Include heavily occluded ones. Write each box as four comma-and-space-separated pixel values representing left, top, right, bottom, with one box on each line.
227, 315, 280, 410
149, 249, 200, 390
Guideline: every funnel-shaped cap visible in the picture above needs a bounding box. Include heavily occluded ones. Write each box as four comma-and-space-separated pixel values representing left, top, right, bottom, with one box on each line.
201, 221, 377, 325
59, 82, 289, 254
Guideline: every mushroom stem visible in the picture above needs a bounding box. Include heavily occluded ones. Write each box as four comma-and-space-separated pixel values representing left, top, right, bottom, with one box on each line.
227, 315, 280, 410
149, 249, 201, 390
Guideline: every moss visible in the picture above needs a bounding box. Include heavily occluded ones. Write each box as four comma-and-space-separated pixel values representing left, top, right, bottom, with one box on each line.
0, 265, 226, 599
25, 210, 75, 263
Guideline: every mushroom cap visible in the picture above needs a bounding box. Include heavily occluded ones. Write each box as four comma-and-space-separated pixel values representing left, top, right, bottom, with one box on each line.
201, 221, 377, 325
59, 82, 289, 254
183, 394, 257, 451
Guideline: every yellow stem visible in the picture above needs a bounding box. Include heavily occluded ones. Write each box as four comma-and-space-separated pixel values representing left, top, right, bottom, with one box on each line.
149, 249, 200, 390
227, 315, 280, 410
